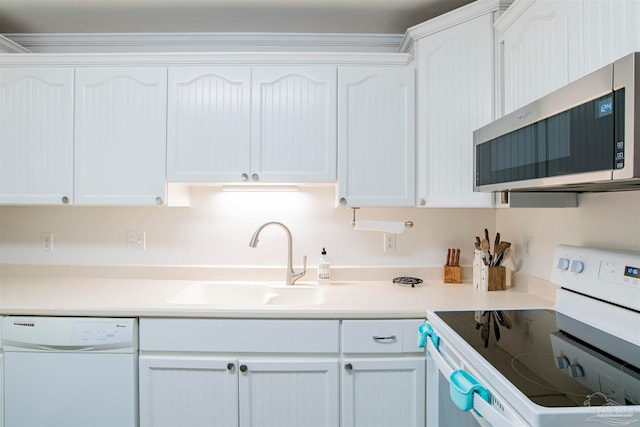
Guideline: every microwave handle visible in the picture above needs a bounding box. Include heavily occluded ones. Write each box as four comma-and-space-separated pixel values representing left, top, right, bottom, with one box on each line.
425, 331, 520, 427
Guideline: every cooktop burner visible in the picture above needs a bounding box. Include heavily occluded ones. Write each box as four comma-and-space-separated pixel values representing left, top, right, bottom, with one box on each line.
434, 309, 640, 408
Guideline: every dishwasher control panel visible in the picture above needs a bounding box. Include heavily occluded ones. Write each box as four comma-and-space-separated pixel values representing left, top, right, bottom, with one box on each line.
71, 321, 135, 346
1, 317, 137, 352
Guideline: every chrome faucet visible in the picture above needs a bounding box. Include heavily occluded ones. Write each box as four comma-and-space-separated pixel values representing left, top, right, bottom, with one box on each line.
249, 222, 307, 286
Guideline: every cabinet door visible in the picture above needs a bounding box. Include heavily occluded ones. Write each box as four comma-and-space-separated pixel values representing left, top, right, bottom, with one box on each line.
0, 68, 74, 205
500, 0, 571, 113
167, 67, 251, 182
251, 66, 337, 182
238, 358, 339, 427
572, 0, 640, 81
338, 66, 415, 207
74, 67, 167, 205
341, 358, 425, 427
416, 14, 494, 207
139, 355, 239, 427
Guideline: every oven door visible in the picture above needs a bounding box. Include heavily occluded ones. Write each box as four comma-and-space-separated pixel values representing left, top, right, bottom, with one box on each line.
420, 324, 527, 427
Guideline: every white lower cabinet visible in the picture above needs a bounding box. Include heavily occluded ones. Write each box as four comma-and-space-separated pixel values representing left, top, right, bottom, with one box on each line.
340, 320, 426, 427
139, 318, 425, 427
139, 355, 338, 427
139, 319, 340, 427
341, 358, 425, 427
139, 355, 239, 427
238, 358, 339, 427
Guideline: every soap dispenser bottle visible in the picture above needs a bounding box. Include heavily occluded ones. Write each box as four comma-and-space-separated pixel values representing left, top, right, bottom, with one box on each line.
317, 248, 331, 284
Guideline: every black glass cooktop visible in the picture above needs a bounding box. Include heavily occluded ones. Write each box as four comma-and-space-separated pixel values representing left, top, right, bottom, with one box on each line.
434, 309, 640, 408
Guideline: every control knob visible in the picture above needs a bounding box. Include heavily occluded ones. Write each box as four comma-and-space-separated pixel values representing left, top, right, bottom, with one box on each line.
569, 363, 585, 378
557, 258, 570, 270
556, 355, 570, 369
570, 260, 584, 274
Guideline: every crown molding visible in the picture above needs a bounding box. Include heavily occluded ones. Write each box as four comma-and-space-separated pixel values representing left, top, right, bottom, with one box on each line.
0, 51, 413, 67
399, 0, 514, 53
3, 32, 403, 54
494, 0, 536, 34
0, 35, 30, 53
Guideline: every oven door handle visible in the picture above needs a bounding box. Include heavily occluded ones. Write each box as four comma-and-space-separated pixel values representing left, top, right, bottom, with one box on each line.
425, 332, 517, 427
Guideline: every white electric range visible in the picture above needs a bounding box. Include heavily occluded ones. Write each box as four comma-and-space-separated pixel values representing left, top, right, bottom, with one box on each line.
420, 245, 640, 427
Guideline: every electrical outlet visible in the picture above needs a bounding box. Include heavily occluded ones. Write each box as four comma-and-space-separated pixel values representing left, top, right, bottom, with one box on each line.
127, 231, 146, 250
383, 233, 396, 252
523, 235, 534, 257
41, 232, 53, 251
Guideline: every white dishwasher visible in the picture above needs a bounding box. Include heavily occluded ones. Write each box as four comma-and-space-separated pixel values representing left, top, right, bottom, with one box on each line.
1, 316, 138, 427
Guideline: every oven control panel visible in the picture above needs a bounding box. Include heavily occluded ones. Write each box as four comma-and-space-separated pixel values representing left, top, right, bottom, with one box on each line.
551, 245, 640, 312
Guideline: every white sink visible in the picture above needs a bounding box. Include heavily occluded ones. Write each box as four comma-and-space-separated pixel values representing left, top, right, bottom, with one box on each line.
166, 282, 325, 306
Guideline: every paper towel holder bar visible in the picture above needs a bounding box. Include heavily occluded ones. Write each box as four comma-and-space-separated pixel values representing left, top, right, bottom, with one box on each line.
350, 207, 414, 229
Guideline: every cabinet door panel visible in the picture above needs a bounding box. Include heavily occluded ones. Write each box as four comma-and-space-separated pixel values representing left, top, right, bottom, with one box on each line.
239, 358, 339, 427
167, 67, 251, 182
251, 66, 337, 182
417, 14, 493, 207
0, 68, 73, 205
341, 358, 425, 427
338, 66, 415, 206
139, 355, 238, 427
501, 0, 570, 113
572, 0, 640, 81
75, 67, 167, 205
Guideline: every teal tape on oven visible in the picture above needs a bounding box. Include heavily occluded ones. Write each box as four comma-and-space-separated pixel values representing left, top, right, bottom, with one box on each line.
417, 323, 439, 349
449, 369, 491, 413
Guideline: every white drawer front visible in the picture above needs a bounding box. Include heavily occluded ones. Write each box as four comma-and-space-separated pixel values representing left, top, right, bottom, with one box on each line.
342, 320, 404, 353
342, 319, 425, 354
140, 319, 339, 353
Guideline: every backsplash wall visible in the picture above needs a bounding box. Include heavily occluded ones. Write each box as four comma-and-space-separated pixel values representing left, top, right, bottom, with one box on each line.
497, 191, 640, 280
2, 188, 637, 280
0, 186, 495, 268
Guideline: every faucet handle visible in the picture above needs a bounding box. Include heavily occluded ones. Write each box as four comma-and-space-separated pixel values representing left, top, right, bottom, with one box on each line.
291, 255, 307, 284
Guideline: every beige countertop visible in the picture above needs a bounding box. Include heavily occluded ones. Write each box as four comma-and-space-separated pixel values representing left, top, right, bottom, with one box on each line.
0, 265, 556, 319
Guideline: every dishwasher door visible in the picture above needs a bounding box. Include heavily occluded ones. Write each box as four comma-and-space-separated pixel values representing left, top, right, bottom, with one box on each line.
1, 317, 138, 427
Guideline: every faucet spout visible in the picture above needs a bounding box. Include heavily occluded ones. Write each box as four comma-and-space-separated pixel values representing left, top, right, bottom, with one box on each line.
248, 222, 307, 285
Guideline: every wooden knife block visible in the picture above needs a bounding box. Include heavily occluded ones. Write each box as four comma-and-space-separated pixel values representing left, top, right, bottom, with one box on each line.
444, 266, 462, 284
485, 266, 506, 291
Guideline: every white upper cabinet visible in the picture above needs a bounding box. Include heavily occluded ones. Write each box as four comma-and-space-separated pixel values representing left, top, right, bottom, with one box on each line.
167, 67, 251, 182
0, 68, 74, 205
74, 67, 167, 205
570, 0, 640, 81
497, 0, 571, 114
167, 66, 337, 183
498, 0, 640, 115
415, 13, 496, 208
251, 67, 337, 183
337, 66, 415, 207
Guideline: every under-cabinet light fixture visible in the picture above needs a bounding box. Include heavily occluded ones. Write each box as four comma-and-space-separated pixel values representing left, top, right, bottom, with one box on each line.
220, 184, 300, 192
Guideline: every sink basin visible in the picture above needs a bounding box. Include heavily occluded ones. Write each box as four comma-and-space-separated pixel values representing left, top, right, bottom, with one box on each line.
166, 282, 325, 306
265, 287, 324, 306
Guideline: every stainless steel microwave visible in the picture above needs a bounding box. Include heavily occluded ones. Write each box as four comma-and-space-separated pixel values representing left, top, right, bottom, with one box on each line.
474, 52, 639, 193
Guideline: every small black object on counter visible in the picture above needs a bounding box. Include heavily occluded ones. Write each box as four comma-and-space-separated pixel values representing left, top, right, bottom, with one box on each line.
392, 277, 423, 288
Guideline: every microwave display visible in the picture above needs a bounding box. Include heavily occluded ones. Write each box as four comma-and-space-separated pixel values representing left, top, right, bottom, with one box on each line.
475, 90, 625, 187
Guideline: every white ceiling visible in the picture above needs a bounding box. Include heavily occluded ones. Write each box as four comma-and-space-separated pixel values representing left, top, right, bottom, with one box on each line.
0, 0, 474, 34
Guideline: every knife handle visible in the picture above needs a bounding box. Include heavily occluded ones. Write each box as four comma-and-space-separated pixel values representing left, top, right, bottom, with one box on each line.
446, 248, 451, 266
